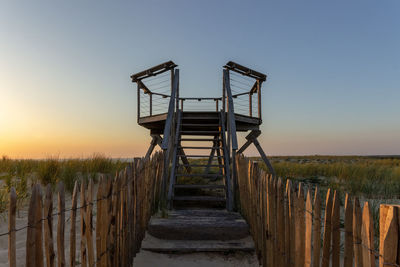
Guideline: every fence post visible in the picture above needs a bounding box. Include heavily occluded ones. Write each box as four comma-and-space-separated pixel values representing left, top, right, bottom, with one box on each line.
379, 205, 398, 267
8, 187, 17, 267
44, 184, 55, 267
80, 182, 87, 267
331, 190, 341, 267
70, 181, 78, 267
321, 188, 333, 267
344, 194, 354, 267
57, 182, 65, 267
312, 186, 321, 267
284, 180, 291, 267
295, 182, 305, 267
277, 178, 285, 267
305, 188, 312, 267
96, 177, 104, 265
361, 202, 375, 267
26, 184, 38, 267
287, 180, 296, 266
353, 197, 363, 267
86, 179, 95, 267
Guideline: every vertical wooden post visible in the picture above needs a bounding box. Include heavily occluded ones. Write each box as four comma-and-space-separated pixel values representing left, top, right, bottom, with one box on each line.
321, 188, 333, 267
96, 177, 103, 265
295, 183, 305, 267
149, 93, 152, 116
249, 93, 252, 117
8, 187, 17, 267
26, 185, 38, 267
361, 202, 375, 267
86, 179, 95, 267
312, 186, 321, 267
35, 185, 44, 267
379, 205, 398, 267
344, 194, 354, 267
353, 197, 363, 267
331, 190, 341, 267
285, 180, 291, 267
44, 185, 55, 267
277, 178, 285, 267
80, 182, 87, 267
57, 182, 65, 267
287, 180, 296, 266
305, 188, 312, 267
137, 83, 140, 122
257, 80, 262, 120
216, 99, 219, 112
70, 181, 78, 267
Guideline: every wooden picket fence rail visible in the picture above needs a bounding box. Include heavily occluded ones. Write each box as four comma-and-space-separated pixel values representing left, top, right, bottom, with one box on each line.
4, 152, 164, 267
236, 155, 400, 267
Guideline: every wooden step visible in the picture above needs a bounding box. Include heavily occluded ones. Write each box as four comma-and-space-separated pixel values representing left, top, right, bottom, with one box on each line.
178, 164, 224, 167
180, 131, 220, 135
181, 124, 219, 127
140, 235, 255, 253
147, 209, 249, 241
180, 138, 220, 141
173, 196, 225, 202
176, 173, 224, 178
174, 184, 225, 189
178, 155, 223, 158
180, 146, 219, 149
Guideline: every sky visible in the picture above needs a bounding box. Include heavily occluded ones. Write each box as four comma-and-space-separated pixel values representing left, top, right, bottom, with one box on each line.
0, 0, 399, 158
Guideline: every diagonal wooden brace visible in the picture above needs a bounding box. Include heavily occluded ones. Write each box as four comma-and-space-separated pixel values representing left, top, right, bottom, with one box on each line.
237, 130, 276, 178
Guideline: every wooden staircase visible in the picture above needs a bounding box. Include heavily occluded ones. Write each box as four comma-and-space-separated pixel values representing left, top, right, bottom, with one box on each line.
168, 111, 233, 210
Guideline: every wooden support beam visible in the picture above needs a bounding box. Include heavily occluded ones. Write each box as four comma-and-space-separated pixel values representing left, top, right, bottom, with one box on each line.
252, 137, 276, 178
145, 135, 162, 160
131, 60, 177, 82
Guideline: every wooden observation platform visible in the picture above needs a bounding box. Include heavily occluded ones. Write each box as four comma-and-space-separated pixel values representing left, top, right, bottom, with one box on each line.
131, 60, 275, 211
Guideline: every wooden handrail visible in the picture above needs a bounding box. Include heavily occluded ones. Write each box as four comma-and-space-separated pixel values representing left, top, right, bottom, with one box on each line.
223, 69, 238, 150
161, 69, 179, 150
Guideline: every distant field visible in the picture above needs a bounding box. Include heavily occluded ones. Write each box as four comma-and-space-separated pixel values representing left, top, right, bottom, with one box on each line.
256, 155, 400, 199
0, 154, 129, 213
1, 155, 400, 214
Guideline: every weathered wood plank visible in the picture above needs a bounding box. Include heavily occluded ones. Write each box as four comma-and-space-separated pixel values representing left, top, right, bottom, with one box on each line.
305, 188, 312, 267
312, 186, 321, 267
321, 188, 332, 267
331, 190, 340, 267
80, 182, 87, 267
344, 194, 353, 267
361, 202, 375, 267
295, 183, 305, 267
70, 181, 78, 267
8, 188, 17, 267
26, 185, 38, 267
57, 182, 65, 267
86, 179, 95, 267
35, 185, 44, 267
353, 197, 363, 267
379, 205, 398, 267
44, 185, 55, 267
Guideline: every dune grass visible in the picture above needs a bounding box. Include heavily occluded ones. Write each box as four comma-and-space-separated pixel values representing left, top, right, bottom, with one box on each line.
0, 154, 129, 213
259, 156, 400, 198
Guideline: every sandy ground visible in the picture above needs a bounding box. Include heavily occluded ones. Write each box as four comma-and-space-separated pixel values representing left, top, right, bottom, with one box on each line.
0, 188, 81, 267
0, 185, 259, 267
134, 250, 259, 267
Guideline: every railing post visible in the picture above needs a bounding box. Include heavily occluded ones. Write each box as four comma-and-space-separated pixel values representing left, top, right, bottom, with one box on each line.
137, 83, 140, 123
257, 80, 262, 120
149, 93, 152, 116
249, 93, 252, 117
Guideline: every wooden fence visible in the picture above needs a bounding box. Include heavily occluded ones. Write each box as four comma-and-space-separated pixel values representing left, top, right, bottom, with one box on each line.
4, 152, 164, 267
236, 155, 400, 267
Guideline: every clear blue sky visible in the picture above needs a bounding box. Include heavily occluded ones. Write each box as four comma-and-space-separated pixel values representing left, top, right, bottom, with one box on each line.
0, 0, 399, 158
